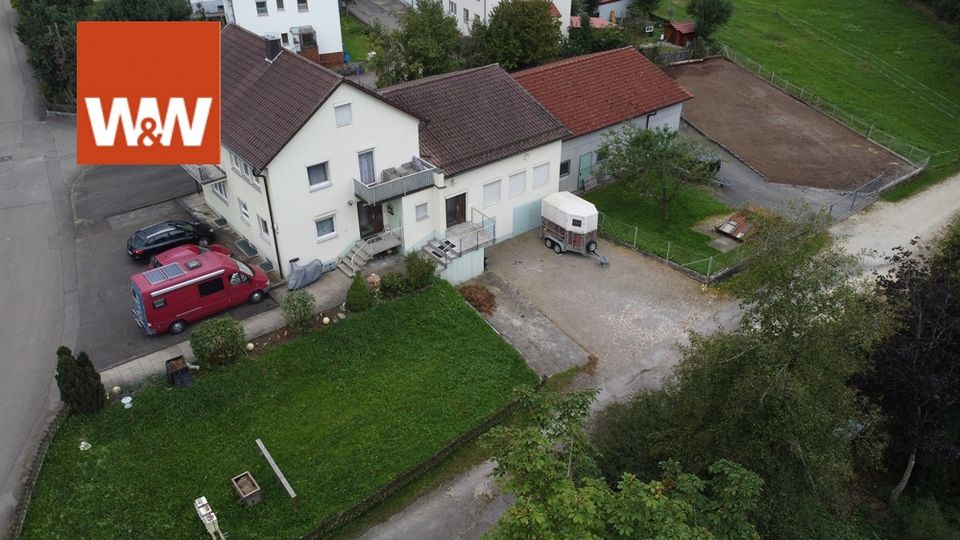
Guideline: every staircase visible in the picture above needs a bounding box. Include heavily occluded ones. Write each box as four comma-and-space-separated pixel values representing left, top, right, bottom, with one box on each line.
421, 238, 460, 267
337, 240, 374, 277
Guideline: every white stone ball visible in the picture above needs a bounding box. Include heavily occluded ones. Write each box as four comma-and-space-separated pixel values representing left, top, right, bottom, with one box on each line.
322, 316, 331, 325
111, 386, 121, 395
246, 343, 255, 351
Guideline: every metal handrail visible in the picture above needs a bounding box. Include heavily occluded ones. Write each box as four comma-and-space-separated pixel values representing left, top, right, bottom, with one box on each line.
350, 226, 403, 266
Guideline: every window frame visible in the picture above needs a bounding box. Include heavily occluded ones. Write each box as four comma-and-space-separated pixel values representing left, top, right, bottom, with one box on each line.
482, 179, 502, 208
508, 170, 526, 199
533, 162, 550, 188
281, 32, 289, 46
463, 7, 469, 22
334, 103, 352, 127
238, 198, 251, 225
559, 160, 571, 177
258, 215, 271, 242
307, 161, 331, 191
211, 180, 228, 203
314, 213, 337, 242
275, 0, 284, 10
415, 202, 429, 222
255, 0, 268, 15
297, 0, 308, 11
448, 0, 456, 14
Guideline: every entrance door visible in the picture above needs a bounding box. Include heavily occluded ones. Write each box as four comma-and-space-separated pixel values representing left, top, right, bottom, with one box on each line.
357, 203, 384, 238
445, 193, 467, 228
577, 153, 593, 190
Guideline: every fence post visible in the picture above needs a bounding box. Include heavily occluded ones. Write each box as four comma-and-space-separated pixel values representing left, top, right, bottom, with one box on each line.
666, 241, 671, 262
867, 125, 874, 140
632, 227, 638, 247
706, 256, 713, 278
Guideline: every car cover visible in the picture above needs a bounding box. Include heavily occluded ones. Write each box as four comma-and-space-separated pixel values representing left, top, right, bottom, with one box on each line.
287, 258, 336, 290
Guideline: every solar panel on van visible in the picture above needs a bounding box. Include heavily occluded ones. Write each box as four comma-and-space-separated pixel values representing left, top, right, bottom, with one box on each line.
143, 263, 186, 285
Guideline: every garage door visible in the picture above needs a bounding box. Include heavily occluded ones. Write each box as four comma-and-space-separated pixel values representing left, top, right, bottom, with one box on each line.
512, 200, 542, 238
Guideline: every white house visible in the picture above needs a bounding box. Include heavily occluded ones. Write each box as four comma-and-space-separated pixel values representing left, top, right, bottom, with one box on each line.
194, 26, 568, 285
513, 46, 693, 192
222, 0, 343, 67
596, 0, 629, 22
404, 0, 572, 36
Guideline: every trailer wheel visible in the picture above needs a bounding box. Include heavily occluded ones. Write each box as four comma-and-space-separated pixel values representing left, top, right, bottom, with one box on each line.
249, 290, 265, 304
553, 243, 563, 255
169, 320, 187, 335
544, 238, 554, 249
586, 240, 597, 253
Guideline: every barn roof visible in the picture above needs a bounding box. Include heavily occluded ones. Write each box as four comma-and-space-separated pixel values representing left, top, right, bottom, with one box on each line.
668, 20, 696, 34
512, 47, 693, 138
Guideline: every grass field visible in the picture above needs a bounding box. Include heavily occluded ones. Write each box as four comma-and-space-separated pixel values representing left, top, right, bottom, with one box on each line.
342, 14, 372, 61
585, 182, 740, 276
20, 283, 536, 539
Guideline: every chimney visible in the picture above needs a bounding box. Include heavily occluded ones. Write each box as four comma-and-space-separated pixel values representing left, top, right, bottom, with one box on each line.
264, 33, 282, 62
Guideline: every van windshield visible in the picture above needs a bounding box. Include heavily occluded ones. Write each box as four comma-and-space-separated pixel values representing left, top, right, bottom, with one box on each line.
235, 260, 253, 277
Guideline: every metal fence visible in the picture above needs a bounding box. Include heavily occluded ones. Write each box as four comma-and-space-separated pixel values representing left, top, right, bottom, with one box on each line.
718, 45, 932, 172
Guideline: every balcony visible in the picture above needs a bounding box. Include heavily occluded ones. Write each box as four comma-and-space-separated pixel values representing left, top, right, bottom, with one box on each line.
181, 164, 227, 185
353, 157, 437, 205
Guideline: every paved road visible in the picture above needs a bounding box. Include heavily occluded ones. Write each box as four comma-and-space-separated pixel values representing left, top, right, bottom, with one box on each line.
347, 0, 405, 32
0, 0, 79, 532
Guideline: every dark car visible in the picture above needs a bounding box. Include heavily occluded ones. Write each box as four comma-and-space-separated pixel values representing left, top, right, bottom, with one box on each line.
127, 220, 216, 261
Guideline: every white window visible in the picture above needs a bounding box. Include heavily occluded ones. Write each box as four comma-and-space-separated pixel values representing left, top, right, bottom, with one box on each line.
448, 1, 456, 14
483, 179, 501, 208
508, 171, 526, 198
211, 181, 227, 202
258, 215, 271, 240
335, 103, 352, 126
533, 163, 549, 188
463, 7, 469, 22
255, 0, 267, 15
307, 162, 330, 189
415, 202, 428, 222
238, 199, 250, 224
297, 0, 307, 11
315, 214, 336, 241
275, 0, 283, 10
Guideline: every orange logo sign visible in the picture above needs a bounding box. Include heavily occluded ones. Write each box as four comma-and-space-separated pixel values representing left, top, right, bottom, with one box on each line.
77, 22, 220, 165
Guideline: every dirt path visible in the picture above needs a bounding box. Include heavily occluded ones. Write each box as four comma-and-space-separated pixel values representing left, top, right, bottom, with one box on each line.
833, 173, 960, 274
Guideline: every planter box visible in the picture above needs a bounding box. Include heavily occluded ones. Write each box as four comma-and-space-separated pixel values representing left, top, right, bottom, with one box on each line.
231, 471, 262, 507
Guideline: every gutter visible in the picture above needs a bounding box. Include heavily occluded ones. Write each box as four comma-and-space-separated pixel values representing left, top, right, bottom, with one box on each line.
254, 170, 284, 279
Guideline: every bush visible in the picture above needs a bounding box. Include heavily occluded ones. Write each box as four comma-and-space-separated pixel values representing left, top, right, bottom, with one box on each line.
281, 290, 316, 335
346, 273, 373, 312
189, 317, 247, 367
380, 272, 409, 298
55, 346, 106, 414
405, 252, 436, 290
459, 285, 496, 314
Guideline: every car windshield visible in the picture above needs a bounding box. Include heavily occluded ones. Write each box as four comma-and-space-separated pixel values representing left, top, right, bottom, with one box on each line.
235, 260, 253, 277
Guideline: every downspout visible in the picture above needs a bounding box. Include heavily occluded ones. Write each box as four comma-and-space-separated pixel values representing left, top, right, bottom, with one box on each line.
254, 170, 284, 279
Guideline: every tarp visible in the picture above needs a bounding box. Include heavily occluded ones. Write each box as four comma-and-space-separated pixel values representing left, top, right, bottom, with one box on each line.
287, 258, 336, 290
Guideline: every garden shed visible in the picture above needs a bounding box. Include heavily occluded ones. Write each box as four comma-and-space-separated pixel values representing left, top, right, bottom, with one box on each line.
665, 20, 696, 46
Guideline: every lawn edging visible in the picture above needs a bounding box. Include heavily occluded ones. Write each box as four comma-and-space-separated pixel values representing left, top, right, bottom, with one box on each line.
4, 408, 68, 540
301, 377, 545, 539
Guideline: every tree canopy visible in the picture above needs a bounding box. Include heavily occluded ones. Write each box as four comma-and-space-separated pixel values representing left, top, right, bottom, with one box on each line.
562, 13, 630, 57
368, 0, 463, 87
686, 0, 733, 40
467, 0, 562, 70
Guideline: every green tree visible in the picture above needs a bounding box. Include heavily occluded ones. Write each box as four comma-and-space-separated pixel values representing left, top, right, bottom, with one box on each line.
595, 214, 895, 539
369, 0, 462, 87
627, 0, 661, 20
346, 273, 373, 312
485, 388, 763, 539
189, 317, 247, 367
281, 290, 316, 336
597, 125, 716, 220
55, 346, 106, 414
686, 0, 733, 41
16, 0, 87, 103
469, 0, 562, 70
562, 13, 630, 57
91, 0, 192, 21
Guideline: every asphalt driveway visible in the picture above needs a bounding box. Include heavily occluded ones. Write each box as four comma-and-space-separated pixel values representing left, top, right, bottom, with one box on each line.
72, 165, 276, 370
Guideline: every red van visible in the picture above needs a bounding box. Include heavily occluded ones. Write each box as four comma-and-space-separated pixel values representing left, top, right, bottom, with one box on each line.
131, 248, 270, 335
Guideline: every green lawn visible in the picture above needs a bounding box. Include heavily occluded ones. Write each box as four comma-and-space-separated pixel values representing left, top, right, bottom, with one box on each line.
341, 13, 372, 62
21, 283, 536, 539
584, 182, 738, 276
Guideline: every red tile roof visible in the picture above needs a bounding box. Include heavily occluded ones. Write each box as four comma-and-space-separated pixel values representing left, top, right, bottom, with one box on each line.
512, 47, 693, 138
381, 65, 570, 177
548, 2, 561, 17
668, 20, 696, 34
569, 15, 613, 28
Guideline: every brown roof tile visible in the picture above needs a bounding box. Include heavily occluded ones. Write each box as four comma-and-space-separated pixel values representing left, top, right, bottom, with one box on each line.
381, 65, 570, 177
512, 47, 693, 138
220, 25, 342, 170
669, 20, 696, 34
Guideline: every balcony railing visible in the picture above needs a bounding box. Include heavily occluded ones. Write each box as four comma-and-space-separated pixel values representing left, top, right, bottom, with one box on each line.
181, 164, 227, 185
353, 157, 437, 205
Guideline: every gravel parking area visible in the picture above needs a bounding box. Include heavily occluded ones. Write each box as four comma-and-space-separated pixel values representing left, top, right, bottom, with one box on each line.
666, 59, 906, 190
484, 232, 739, 403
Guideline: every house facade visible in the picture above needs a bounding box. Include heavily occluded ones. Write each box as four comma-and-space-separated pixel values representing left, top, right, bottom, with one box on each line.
596, 0, 629, 22
223, 0, 343, 66
403, 0, 572, 36
513, 47, 693, 192
196, 26, 567, 285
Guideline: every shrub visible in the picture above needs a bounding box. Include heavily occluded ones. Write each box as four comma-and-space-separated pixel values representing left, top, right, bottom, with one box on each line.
346, 273, 373, 312
405, 252, 436, 290
380, 272, 409, 298
189, 317, 246, 367
281, 290, 316, 335
55, 346, 107, 414
459, 285, 496, 314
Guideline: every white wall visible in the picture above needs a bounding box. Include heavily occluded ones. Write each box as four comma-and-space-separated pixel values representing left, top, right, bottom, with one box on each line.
400, 185, 444, 252
434, 0, 571, 36
442, 140, 562, 241
558, 102, 683, 192
226, 0, 342, 54
597, 0, 629, 22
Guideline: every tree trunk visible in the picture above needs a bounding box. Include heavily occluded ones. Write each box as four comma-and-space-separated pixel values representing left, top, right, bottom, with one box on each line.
889, 448, 917, 507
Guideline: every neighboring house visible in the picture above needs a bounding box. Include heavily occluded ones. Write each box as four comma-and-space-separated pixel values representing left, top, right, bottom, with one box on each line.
513, 46, 693, 192
597, 0, 629, 22
403, 0, 573, 37
665, 20, 696, 46
193, 26, 568, 285
223, 0, 343, 67
569, 15, 612, 28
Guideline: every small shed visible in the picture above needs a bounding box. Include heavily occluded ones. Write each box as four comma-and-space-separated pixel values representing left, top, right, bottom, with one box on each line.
665, 20, 696, 46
